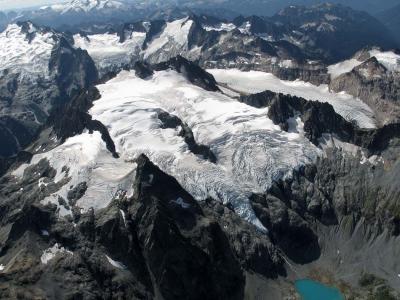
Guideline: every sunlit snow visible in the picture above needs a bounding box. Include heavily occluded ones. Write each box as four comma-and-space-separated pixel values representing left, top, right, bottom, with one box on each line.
208, 68, 376, 128
328, 49, 400, 78
144, 17, 194, 63
89, 69, 320, 228
203, 23, 236, 32
0, 23, 56, 80
74, 32, 146, 73
14, 69, 321, 229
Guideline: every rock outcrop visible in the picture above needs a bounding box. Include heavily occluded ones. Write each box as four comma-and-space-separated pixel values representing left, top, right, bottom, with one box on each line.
0, 154, 285, 299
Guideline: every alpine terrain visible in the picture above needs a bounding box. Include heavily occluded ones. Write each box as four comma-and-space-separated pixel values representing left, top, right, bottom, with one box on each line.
0, 0, 399, 299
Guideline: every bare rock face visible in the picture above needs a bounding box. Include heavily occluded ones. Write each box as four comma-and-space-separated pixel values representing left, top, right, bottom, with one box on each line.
0, 154, 284, 299
250, 144, 400, 298
240, 89, 400, 155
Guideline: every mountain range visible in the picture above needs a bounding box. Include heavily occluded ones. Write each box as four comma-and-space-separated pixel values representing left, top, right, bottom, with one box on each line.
0, 1, 400, 299
2, 0, 400, 30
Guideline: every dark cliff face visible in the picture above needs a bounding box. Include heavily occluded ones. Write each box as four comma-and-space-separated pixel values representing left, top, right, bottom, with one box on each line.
50, 87, 118, 158
250, 143, 400, 298
0, 154, 284, 299
239, 89, 400, 154
154, 55, 220, 92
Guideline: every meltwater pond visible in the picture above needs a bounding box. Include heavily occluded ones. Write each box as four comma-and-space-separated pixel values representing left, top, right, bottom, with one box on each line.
295, 279, 344, 300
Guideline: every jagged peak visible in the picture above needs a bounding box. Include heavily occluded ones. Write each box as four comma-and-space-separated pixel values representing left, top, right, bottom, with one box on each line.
153, 55, 220, 92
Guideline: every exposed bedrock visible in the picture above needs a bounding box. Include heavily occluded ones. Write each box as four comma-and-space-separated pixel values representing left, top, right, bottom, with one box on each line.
0, 154, 285, 299
239, 89, 400, 154
329, 56, 400, 125
157, 111, 217, 163
250, 146, 400, 297
154, 56, 220, 92
50, 87, 119, 158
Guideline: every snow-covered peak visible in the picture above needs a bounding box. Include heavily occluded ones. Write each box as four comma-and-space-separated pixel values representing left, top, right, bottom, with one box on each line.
144, 17, 194, 62
328, 48, 400, 79
369, 49, 400, 73
48, 0, 124, 14
0, 22, 57, 80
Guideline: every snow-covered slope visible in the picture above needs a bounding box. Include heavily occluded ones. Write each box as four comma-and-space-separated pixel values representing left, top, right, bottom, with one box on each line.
0, 23, 56, 80
328, 49, 400, 79
144, 18, 194, 63
73, 17, 198, 72
74, 32, 146, 72
0, 21, 98, 158
14, 69, 321, 229
43, 0, 125, 14
208, 69, 377, 129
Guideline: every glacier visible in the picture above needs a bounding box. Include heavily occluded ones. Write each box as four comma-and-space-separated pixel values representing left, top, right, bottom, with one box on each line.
14, 69, 322, 230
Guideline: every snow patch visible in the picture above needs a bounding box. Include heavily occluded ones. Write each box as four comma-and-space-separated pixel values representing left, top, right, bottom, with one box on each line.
41, 243, 73, 264
203, 23, 236, 32
328, 58, 363, 79
120, 209, 127, 227
106, 255, 127, 269
50, 0, 124, 14
41, 230, 50, 236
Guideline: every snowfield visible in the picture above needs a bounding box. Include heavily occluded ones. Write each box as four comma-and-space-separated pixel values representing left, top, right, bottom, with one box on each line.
328, 49, 400, 79
0, 23, 56, 80
73, 17, 198, 70
14, 69, 322, 229
144, 18, 194, 63
14, 131, 136, 216
43, 0, 124, 14
74, 32, 146, 73
208, 68, 377, 129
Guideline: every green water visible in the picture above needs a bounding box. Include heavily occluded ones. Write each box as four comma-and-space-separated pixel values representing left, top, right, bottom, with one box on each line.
295, 279, 344, 300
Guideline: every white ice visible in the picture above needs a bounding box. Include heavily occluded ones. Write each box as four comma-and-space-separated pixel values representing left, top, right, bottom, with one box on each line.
328, 49, 400, 78
13, 69, 322, 230
328, 58, 362, 79
369, 49, 400, 73
208, 68, 376, 129
73, 31, 146, 73
0, 23, 56, 81
89, 69, 320, 229
14, 131, 136, 216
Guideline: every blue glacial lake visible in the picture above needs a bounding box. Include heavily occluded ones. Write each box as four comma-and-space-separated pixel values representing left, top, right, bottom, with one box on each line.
295, 279, 344, 300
